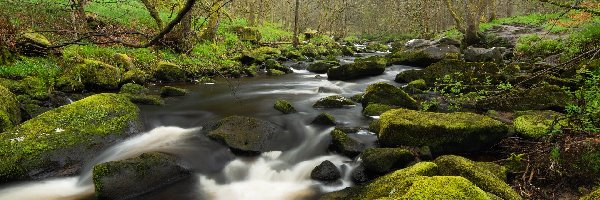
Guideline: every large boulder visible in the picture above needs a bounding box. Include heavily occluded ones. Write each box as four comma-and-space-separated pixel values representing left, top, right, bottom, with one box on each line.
361, 147, 415, 174
361, 82, 418, 109
464, 47, 509, 62
362, 104, 394, 117
0, 93, 140, 182
242, 47, 281, 64
307, 60, 340, 74
388, 42, 461, 67
310, 160, 341, 182
329, 129, 366, 158
514, 110, 565, 139
93, 152, 191, 200
206, 116, 283, 155
76, 59, 122, 90
376, 109, 508, 153
327, 57, 386, 81
0, 85, 20, 133
265, 59, 292, 74
434, 155, 522, 200
313, 95, 355, 109
153, 61, 186, 82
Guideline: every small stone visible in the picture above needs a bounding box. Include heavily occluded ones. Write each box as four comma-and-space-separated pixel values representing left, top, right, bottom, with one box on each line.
311, 160, 341, 181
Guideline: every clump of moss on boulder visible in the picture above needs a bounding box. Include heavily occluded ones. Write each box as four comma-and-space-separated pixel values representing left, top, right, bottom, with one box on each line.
75, 59, 122, 90
377, 109, 508, 153
582, 188, 600, 200
274, 99, 297, 114
120, 83, 148, 95
119, 83, 164, 106
328, 57, 386, 80
361, 82, 418, 109
406, 79, 427, 93
93, 152, 191, 199
312, 113, 336, 125
206, 116, 284, 155
243, 47, 282, 64
434, 155, 521, 200
234, 26, 261, 44
265, 59, 292, 74
313, 95, 355, 108
362, 104, 393, 117
514, 110, 565, 139
0, 85, 20, 133
153, 61, 186, 82
361, 147, 415, 174
329, 129, 366, 158
307, 60, 340, 74
123, 69, 151, 84
161, 86, 188, 97
395, 69, 426, 83
0, 93, 140, 181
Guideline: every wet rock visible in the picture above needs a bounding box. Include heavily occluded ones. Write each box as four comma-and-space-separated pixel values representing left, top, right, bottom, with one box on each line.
0, 84, 20, 132
394, 69, 425, 83
376, 108, 508, 154
327, 57, 386, 81
313, 95, 355, 109
365, 42, 390, 52
330, 129, 366, 158
341, 45, 356, 56
434, 37, 461, 47
0, 94, 140, 182
361, 147, 415, 174
161, 86, 188, 97
265, 59, 292, 74
361, 82, 418, 109
317, 86, 342, 94
362, 104, 393, 117
388, 42, 461, 67
307, 60, 340, 74
311, 160, 341, 181
312, 113, 336, 126
464, 46, 509, 62
242, 47, 281, 64
153, 61, 186, 82
434, 155, 521, 200
351, 165, 370, 184
49, 91, 72, 107
93, 152, 191, 200
405, 79, 427, 93
274, 99, 297, 114
291, 61, 309, 70
206, 116, 283, 155
405, 39, 433, 49
120, 83, 149, 95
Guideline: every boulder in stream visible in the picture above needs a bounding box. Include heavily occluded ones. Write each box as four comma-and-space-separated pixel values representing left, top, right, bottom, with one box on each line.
206, 116, 284, 155
376, 108, 508, 154
93, 152, 191, 200
307, 60, 340, 74
361, 147, 415, 174
0, 93, 140, 182
329, 129, 366, 158
327, 56, 386, 81
310, 160, 341, 182
161, 86, 189, 97
387, 39, 461, 67
274, 99, 297, 114
312, 113, 336, 126
313, 95, 355, 109
361, 82, 418, 109
153, 61, 186, 83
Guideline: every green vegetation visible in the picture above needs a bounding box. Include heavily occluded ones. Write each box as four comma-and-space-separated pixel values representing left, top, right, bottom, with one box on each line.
361, 148, 415, 174
274, 99, 297, 114
513, 110, 565, 139
361, 82, 418, 109
312, 113, 336, 125
0, 85, 20, 132
161, 86, 188, 97
313, 95, 355, 108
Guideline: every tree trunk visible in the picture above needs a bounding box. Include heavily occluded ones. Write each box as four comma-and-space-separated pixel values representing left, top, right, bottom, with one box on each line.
444, 0, 464, 32
293, 0, 300, 48
203, 0, 225, 41
141, 0, 163, 29
70, 0, 88, 37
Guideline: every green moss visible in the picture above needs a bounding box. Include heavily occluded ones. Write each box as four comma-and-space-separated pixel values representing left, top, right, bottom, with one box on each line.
274, 99, 297, 114
153, 61, 185, 82
20, 76, 50, 100
307, 61, 339, 74
113, 53, 134, 70
123, 69, 151, 84
363, 104, 393, 116
514, 110, 565, 139
362, 82, 418, 109
0, 93, 140, 181
377, 109, 508, 153
361, 147, 415, 174
329, 129, 363, 157
327, 57, 386, 81
233, 26, 262, 43
434, 155, 521, 200
478, 83, 569, 111
407, 79, 427, 91
120, 83, 148, 95
161, 86, 188, 97
73, 59, 122, 90
0, 85, 20, 133
265, 59, 292, 74
248, 47, 281, 62
395, 70, 425, 83
268, 69, 286, 76
581, 188, 600, 200
396, 176, 491, 200
21, 32, 51, 47
312, 113, 336, 126
475, 162, 508, 182
365, 42, 390, 52
348, 162, 439, 199
313, 95, 355, 108
124, 94, 164, 106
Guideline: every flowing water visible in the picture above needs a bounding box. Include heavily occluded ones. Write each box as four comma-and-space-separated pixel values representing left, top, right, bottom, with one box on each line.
0, 56, 418, 200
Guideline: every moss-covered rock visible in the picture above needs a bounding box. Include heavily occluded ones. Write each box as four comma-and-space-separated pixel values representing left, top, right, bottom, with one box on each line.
327, 57, 386, 81
434, 155, 521, 200
365, 42, 390, 52
406, 79, 427, 93
475, 162, 508, 182
119, 84, 164, 106
120, 83, 148, 95
313, 95, 355, 108
123, 69, 151, 84
206, 116, 283, 155
113, 53, 134, 70
387, 44, 461, 67
161, 86, 188, 97
0, 85, 20, 133
153, 61, 185, 82
307, 61, 340, 74
346, 162, 440, 199
93, 152, 191, 200
377, 109, 508, 153
0, 93, 140, 181
399, 176, 492, 200
312, 113, 336, 126
234, 26, 261, 44
274, 99, 297, 114
361, 147, 415, 174
341, 45, 356, 56
395, 69, 426, 83
265, 59, 292, 74
408, 59, 511, 88
267, 69, 286, 76
17, 32, 52, 56
514, 110, 564, 139
243, 47, 282, 64
74, 59, 122, 90
362, 104, 393, 117
329, 129, 366, 158
361, 82, 418, 109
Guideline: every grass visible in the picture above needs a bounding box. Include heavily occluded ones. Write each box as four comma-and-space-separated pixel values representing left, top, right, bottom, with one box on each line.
0, 57, 61, 79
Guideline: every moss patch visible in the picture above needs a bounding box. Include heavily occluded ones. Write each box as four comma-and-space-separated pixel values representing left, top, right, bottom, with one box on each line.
327, 57, 386, 81
330, 129, 364, 158
361, 147, 415, 174
313, 95, 355, 109
73, 59, 122, 90
514, 110, 565, 139
0, 93, 140, 181
161, 86, 188, 97
153, 61, 185, 82
361, 82, 417, 109
0, 84, 20, 132
377, 109, 508, 153
363, 104, 394, 116
396, 176, 491, 200
274, 99, 297, 114
312, 113, 336, 125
